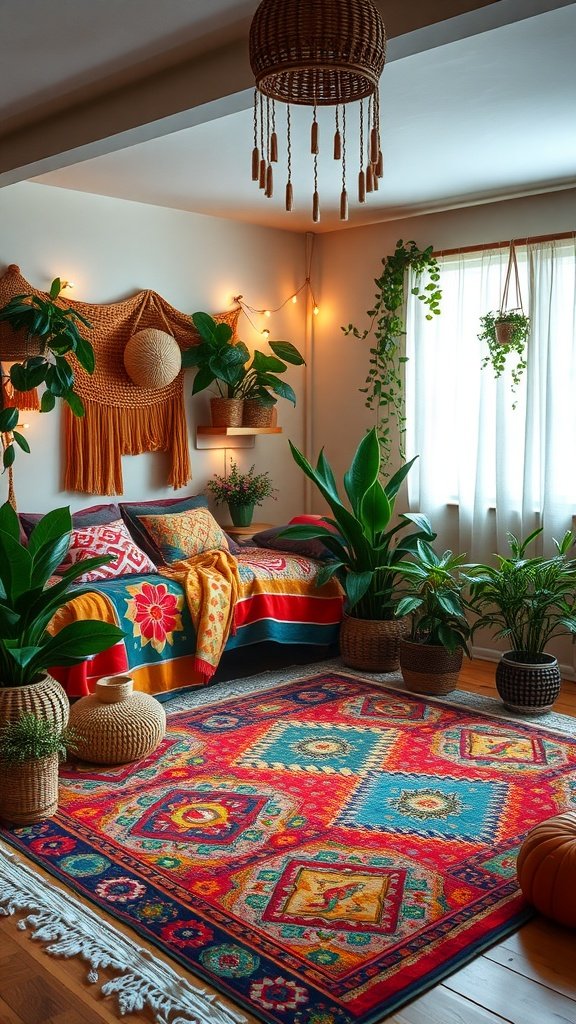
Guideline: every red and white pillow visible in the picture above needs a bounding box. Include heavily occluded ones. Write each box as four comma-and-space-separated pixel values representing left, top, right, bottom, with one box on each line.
58, 519, 156, 583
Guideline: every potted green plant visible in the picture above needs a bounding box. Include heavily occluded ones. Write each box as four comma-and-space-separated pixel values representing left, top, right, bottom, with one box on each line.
0, 277, 95, 466
236, 340, 306, 426
0, 501, 125, 731
181, 312, 250, 427
395, 541, 471, 694
463, 528, 576, 713
0, 713, 78, 825
281, 427, 435, 672
342, 240, 441, 470
206, 459, 276, 527
478, 309, 530, 407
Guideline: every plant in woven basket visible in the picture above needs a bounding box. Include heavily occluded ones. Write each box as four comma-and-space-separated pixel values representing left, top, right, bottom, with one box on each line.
478, 309, 530, 407
236, 340, 306, 408
463, 528, 576, 658
281, 427, 435, 620
181, 312, 250, 398
342, 240, 441, 471
0, 277, 95, 467
0, 501, 125, 689
0, 713, 79, 764
395, 541, 471, 654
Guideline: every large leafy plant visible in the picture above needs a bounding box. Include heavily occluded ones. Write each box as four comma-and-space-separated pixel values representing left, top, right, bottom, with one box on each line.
237, 340, 305, 407
181, 312, 250, 398
463, 528, 576, 657
342, 240, 441, 469
0, 277, 94, 467
0, 502, 125, 688
396, 541, 471, 654
282, 427, 435, 620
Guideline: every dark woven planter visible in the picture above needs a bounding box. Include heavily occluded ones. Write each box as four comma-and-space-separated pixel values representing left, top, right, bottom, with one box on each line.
242, 400, 274, 427
399, 639, 463, 695
210, 398, 244, 427
340, 615, 408, 673
495, 651, 561, 714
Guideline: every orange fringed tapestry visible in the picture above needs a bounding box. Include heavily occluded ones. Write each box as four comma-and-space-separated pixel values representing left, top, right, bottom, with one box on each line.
0, 266, 239, 495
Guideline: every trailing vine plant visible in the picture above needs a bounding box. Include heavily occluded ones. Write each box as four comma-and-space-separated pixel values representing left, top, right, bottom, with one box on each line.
342, 239, 441, 470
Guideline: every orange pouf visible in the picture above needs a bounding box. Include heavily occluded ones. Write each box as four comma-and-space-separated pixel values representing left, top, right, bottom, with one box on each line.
516, 811, 576, 927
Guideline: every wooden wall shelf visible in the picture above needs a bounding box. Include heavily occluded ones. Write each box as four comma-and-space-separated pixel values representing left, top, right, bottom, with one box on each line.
195, 426, 283, 449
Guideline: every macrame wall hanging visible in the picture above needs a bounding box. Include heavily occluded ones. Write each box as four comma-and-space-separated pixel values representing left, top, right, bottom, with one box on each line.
0, 266, 239, 495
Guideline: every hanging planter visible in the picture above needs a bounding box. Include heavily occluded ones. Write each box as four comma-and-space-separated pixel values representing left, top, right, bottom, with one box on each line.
478, 242, 530, 407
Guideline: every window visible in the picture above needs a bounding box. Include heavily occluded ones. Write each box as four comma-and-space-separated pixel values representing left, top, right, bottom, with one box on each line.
406, 238, 576, 558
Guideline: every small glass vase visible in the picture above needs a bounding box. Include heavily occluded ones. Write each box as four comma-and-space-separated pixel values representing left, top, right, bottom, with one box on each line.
228, 502, 255, 527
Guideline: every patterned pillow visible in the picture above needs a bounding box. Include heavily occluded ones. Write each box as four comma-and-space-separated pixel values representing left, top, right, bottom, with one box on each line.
20, 502, 122, 541
58, 519, 157, 583
119, 495, 240, 558
138, 507, 230, 564
252, 519, 336, 561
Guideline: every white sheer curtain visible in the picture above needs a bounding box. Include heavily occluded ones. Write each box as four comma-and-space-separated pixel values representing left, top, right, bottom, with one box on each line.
406, 238, 576, 561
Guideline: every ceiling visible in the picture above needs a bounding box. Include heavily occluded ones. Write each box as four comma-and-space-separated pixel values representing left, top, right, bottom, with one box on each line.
2, 0, 575, 234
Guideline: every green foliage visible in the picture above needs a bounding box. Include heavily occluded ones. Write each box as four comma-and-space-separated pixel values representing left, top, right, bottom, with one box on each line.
0, 713, 79, 764
281, 428, 436, 619
478, 310, 530, 407
181, 312, 250, 398
0, 502, 125, 687
396, 541, 471, 654
237, 340, 306, 407
0, 279, 94, 466
206, 459, 276, 506
342, 240, 441, 470
463, 528, 576, 656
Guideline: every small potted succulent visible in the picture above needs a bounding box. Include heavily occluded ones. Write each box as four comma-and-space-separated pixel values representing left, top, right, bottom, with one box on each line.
0, 713, 79, 824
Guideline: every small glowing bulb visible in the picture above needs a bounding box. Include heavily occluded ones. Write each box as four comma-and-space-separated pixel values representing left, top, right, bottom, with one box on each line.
264, 309, 271, 318
16, 422, 29, 430
291, 295, 297, 304
313, 305, 320, 316
61, 280, 74, 290
262, 328, 270, 338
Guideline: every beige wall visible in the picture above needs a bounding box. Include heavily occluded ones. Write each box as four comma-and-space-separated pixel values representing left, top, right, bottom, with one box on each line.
0, 181, 309, 523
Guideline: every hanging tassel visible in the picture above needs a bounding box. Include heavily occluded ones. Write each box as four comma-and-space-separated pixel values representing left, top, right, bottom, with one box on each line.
259, 158, 266, 189
285, 181, 294, 212
265, 164, 273, 198
339, 189, 348, 222
373, 169, 379, 192
358, 170, 366, 204
311, 119, 319, 155
376, 150, 384, 178
333, 130, 342, 160
251, 147, 260, 182
366, 164, 374, 193
312, 191, 320, 223
270, 132, 278, 163
370, 126, 379, 166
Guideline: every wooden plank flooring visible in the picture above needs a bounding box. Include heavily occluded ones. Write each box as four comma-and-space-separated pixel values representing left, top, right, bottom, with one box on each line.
0, 659, 574, 1024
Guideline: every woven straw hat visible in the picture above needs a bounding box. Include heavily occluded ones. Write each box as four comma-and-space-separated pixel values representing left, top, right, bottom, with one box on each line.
124, 328, 182, 389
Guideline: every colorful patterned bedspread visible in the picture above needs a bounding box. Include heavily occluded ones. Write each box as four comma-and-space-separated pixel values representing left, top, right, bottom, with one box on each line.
52, 548, 343, 698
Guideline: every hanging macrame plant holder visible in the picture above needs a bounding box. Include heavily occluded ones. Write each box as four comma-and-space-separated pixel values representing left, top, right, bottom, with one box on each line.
495, 242, 524, 345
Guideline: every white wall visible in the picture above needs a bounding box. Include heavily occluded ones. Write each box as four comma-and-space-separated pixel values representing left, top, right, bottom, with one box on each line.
0, 182, 309, 524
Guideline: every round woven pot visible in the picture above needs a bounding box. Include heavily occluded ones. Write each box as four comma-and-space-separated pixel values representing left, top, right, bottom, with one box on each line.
0, 673, 69, 731
210, 398, 244, 427
340, 614, 409, 673
228, 502, 255, 527
0, 752, 59, 826
68, 675, 166, 765
495, 651, 561, 714
124, 328, 182, 389
242, 400, 275, 428
399, 639, 463, 695
495, 320, 515, 345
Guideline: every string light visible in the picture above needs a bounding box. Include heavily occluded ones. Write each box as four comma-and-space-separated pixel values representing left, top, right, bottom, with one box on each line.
232, 233, 319, 331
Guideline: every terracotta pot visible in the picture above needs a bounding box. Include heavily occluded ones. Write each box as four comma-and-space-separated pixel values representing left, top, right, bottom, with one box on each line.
339, 614, 409, 673
210, 398, 244, 427
495, 651, 561, 714
495, 320, 515, 345
0, 673, 69, 731
399, 639, 463, 694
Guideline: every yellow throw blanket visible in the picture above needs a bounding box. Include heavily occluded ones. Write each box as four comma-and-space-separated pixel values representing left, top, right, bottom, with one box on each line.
159, 547, 241, 680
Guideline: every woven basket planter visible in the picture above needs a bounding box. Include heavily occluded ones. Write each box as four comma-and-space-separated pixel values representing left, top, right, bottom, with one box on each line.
340, 614, 408, 673
210, 398, 244, 427
495, 651, 561, 714
68, 675, 166, 765
399, 639, 463, 695
0, 673, 69, 731
0, 752, 59, 826
242, 400, 275, 428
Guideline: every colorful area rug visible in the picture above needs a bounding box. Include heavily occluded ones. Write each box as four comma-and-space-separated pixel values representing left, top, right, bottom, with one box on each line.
2, 668, 576, 1024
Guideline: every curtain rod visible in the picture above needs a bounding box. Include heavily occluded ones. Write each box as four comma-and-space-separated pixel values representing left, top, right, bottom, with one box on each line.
434, 230, 575, 258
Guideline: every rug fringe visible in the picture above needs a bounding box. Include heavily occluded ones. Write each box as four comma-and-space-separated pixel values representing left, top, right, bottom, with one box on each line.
0, 841, 246, 1024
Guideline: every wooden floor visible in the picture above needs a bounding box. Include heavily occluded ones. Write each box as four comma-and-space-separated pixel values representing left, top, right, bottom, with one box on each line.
1, 658, 575, 1024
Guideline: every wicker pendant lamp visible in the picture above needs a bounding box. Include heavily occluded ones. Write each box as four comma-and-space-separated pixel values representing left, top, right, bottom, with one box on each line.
249, 0, 386, 223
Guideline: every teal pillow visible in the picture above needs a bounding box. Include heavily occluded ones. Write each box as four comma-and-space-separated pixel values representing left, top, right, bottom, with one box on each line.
119, 496, 209, 562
